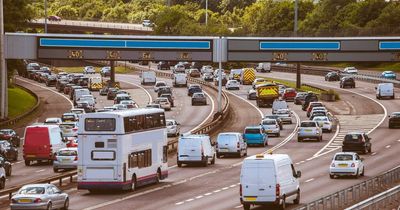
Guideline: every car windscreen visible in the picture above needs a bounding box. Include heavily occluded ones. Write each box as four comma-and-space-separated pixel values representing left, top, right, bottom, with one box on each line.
244, 128, 260, 134
334, 154, 353, 161
344, 134, 362, 142
85, 118, 116, 131
262, 120, 276, 125
300, 122, 316, 127
19, 187, 45, 195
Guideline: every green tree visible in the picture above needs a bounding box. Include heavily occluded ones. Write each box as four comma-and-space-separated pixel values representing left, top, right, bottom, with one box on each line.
55, 5, 79, 20
4, 0, 34, 32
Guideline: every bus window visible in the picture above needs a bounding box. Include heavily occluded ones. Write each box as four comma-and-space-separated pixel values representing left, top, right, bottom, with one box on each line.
85, 118, 116, 131
129, 150, 151, 168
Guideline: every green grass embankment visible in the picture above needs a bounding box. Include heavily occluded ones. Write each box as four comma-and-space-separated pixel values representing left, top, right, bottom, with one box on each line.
8, 87, 37, 119
56, 66, 131, 74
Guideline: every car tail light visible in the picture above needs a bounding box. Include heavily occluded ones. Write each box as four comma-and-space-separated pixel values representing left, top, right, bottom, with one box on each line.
53, 155, 58, 160
73, 128, 78, 132
331, 163, 335, 167
239, 184, 242, 196
33, 198, 42, 203
276, 184, 280, 197
74, 156, 78, 161
351, 163, 355, 167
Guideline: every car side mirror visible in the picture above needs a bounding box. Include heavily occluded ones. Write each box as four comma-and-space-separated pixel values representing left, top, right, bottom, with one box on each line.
296, 171, 301, 178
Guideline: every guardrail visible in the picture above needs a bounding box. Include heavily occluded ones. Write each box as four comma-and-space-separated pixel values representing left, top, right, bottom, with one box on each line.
0, 83, 40, 127
296, 166, 400, 210
272, 65, 400, 88
30, 19, 152, 32
345, 185, 400, 210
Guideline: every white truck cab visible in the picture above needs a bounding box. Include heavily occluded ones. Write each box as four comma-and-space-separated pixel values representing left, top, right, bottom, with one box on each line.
177, 134, 216, 167
376, 83, 394, 99
240, 154, 301, 210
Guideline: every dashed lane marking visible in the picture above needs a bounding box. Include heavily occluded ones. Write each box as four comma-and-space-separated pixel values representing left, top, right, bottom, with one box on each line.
35, 169, 45, 173
175, 184, 239, 206
386, 145, 391, 149
305, 178, 315, 183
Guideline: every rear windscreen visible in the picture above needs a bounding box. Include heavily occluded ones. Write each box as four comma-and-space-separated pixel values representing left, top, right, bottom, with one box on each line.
344, 134, 362, 142
25, 128, 49, 145
245, 129, 260, 134
85, 118, 116, 131
58, 150, 77, 156
335, 154, 353, 161
300, 122, 316, 127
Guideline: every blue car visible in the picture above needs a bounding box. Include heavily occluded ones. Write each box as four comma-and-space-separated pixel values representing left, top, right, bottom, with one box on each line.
381, 71, 396, 79
243, 126, 268, 146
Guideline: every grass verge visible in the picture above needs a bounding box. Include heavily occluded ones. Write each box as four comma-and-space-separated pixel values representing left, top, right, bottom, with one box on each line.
8, 86, 37, 119
261, 76, 324, 94
306, 62, 400, 72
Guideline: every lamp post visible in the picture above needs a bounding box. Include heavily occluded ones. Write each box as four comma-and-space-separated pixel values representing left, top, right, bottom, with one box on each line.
0, 0, 7, 119
44, 0, 47, 33
205, 0, 208, 26
294, 0, 298, 36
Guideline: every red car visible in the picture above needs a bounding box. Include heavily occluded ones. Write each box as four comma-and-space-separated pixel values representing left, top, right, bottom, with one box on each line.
282, 88, 297, 101
66, 137, 78, 147
48, 15, 61, 21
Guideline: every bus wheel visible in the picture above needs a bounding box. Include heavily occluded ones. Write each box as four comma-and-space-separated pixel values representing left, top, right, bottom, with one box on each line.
131, 175, 137, 191
156, 169, 161, 183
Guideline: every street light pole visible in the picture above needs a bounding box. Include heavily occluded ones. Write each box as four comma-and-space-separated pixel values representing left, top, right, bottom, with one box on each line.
294, 0, 298, 36
44, 0, 47, 33
205, 0, 208, 26
0, 0, 7, 119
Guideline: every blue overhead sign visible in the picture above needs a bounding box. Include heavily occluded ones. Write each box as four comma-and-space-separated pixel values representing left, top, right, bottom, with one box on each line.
39, 38, 211, 50
259, 41, 341, 51
379, 41, 400, 50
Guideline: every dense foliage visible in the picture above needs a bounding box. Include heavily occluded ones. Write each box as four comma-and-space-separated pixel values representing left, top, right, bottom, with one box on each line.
5, 0, 400, 36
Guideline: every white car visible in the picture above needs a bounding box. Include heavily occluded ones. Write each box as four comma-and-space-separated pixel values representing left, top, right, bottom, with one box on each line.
276, 108, 292, 124
202, 72, 214, 81
53, 147, 78, 172
166, 119, 180, 137
260, 118, 280, 137
308, 106, 327, 118
112, 104, 128, 110
278, 84, 286, 96
343, 67, 358, 74
312, 116, 333, 132
44, 118, 62, 125
83, 66, 95, 74
120, 100, 136, 109
154, 81, 167, 92
142, 19, 153, 27
225, 80, 240, 90
154, 97, 171, 111
329, 152, 364, 179
201, 65, 213, 74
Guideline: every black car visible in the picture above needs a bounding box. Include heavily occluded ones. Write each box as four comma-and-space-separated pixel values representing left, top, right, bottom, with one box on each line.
100, 86, 109, 96
340, 77, 355, 88
294, 92, 307, 105
342, 132, 372, 154
157, 61, 170, 70
0, 140, 18, 161
0, 155, 12, 176
0, 129, 20, 147
158, 87, 172, 97
388, 112, 400, 128
160, 93, 174, 107
107, 88, 119, 100
325, 72, 340, 81
188, 86, 202, 96
45, 75, 57, 87
56, 80, 69, 92
302, 93, 319, 111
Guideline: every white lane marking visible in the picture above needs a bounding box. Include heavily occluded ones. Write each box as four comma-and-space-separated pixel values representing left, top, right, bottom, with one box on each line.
224, 90, 263, 118
313, 120, 341, 157
397, 139, 400, 142
213, 189, 221, 193
230, 184, 236, 188
17, 77, 73, 108
188, 90, 215, 133
16, 161, 22, 164
116, 76, 152, 104
222, 187, 229, 190
371, 152, 377, 156
305, 178, 315, 183
235, 205, 243, 209
385, 145, 391, 149
185, 198, 194, 202
195, 195, 203, 199
175, 202, 184, 205
35, 169, 45, 173
204, 192, 212, 196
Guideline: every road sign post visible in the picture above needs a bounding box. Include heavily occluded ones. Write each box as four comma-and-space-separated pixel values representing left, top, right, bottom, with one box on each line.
0, 0, 7, 120
218, 37, 222, 113
296, 63, 301, 89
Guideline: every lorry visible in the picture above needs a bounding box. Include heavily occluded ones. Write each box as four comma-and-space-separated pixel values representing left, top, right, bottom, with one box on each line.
173, 73, 187, 87
141, 71, 156, 85
88, 77, 102, 91
255, 83, 279, 107
241, 68, 256, 85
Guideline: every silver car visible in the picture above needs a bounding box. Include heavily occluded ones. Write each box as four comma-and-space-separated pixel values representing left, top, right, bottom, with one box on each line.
11, 184, 69, 210
166, 119, 180, 137
53, 148, 78, 172
297, 121, 322, 142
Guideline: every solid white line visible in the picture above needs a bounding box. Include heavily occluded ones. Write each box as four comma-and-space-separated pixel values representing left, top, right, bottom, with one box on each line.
17, 77, 74, 108
371, 152, 377, 156
224, 90, 263, 118
305, 178, 315, 183
234, 205, 243, 209
189, 90, 215, 133
313, 121, 341, 157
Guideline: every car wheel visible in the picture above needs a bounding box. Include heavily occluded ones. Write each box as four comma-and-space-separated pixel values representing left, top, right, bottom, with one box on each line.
177, 161, 182, 167
368, 147, 372, 153
293, 190, 300, 204
156, 169, 161, 183
47, 202, 52, 210
131, 175, 137, 191
211, 155, 215, 165
298, 138, 302, 142
203, 157, 208, 167
0, 178, 4, 189
278, 196, 286, 210
329, 174, 335, 179
243, 203, 250, 210
355, 169, 360, 178
6, 166, 12, 176
62, 198, 69, 210
361, 167, 365, 176
24, 160, 31, 166
53, 168, 59, 173
277, 133, 280, 137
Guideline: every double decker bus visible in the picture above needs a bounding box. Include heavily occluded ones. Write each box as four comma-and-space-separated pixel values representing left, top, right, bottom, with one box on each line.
77, 108, 168, 192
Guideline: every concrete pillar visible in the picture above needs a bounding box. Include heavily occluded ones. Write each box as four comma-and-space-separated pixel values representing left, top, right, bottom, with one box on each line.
0, 0, 8, 120
296, 62, 301, 89
110, 61, 115, 83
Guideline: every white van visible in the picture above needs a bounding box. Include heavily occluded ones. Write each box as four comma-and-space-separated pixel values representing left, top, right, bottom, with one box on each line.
141, 71, 156, 85
216, 132, 247, 158
272, 99, 288, 114
376, 83, 394, 99
177, 134, 215, 167
173, 73, 187, 87
256, 63, 271, 72
240, 154, 301, 210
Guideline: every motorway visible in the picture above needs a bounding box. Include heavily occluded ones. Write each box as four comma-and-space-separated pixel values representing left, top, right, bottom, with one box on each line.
2, 65, 399, 210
